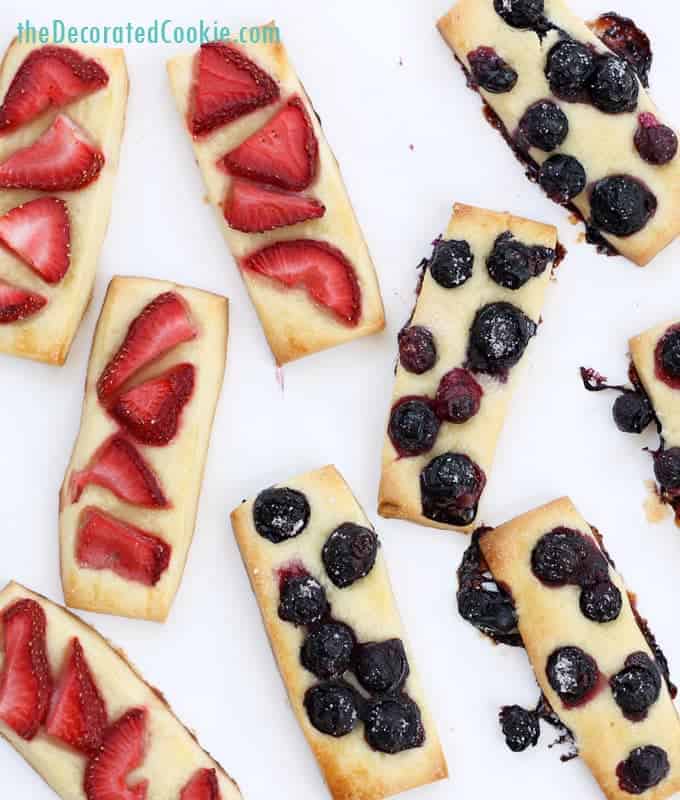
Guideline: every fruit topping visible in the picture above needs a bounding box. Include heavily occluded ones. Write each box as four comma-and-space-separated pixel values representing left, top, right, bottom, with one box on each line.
110, 363, 195, 447
84, 707, 148, 800
353, 639, 410, 695
363, 695, 425, 754
253, 487, 310, 543
545, 40, 595, 101
590, 176, 656, 237
398, 326, 437, 374
428, 239, 474, 289
180, 768, 222, 800
279, 574, 328, 627
322, 523, 379, 588
517, 100, 568, 152
0, 46, 109, 134
589, 13, 652, 87
76, 507, 171, 587
617, 746, 670, 794
611, 653, 661, 720
0, 599, 52, 740
653, 449, 680, 496
467, 47, 518, 93
0, 114, 104, 191
70, 435, 168, 508
434, 368, 483, 423
612, 390, 654, 434
493, 0, 545, 30
189, 42, 279, 137
304, 682, 359, 738
531, 528, 609, 588
655, 325, 680, 387
242, 240, 361, 326
499, 705, 540, 752
221, 97, 318, 191
588, 55, 639, 114
538, 154, 586, 203
224, 179, 325, 233
634, 113, 678, 165
388, 397, 440, 457
420, 452, 486, 526
46, 638, 107, 755
97, 292, 196, 406
580, 581, 623, 623
0, 279, 46, 324
546, 646, 600, 708
486, 231, 554, 289
301, 621, 355, 679
466, 302, 537, 377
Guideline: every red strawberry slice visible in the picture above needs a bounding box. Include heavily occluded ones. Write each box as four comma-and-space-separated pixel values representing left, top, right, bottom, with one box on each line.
0, 598, 52, 740
0, 46, 109, 135
0, 113, 104, 191
69, 435, 168, 508
84, 707, 148, 800
0, 279, 47, 323
111, 363, 195, 447
0, 197, 70, 284
181, 768, 222, 800
189, 42, 279, 137
46, 638, 107, 755
221, 97, 319, 192
97, 292, 197, 406
224, 179, 325, 233
242, 240, 361, 326
76, 507, 171, 587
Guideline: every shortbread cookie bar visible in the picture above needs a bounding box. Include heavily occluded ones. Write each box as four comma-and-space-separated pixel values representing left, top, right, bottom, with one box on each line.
231, 465, 447, 800
60, 276, 228, 622
479, 497, 680, 800
379, 203, 558, 532
167, 25, 384, 365
0, 40, 128, 364
0, 581, 241, 799
438, 0, 680, 265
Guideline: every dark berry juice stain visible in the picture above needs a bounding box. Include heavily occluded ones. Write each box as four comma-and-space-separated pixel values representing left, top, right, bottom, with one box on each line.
499, 695, 577, 760
588, 13, 652, 87
629, 593, 677, 698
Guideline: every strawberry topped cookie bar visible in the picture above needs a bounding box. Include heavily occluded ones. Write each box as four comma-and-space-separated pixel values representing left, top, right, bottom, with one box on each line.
167, 26, 384, 364
0, 40, 128, 364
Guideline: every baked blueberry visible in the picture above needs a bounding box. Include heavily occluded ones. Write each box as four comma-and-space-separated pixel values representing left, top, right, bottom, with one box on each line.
301, 621, 355, 679
420, 452, 486, 526
617, 746, 670, 794
658, 327, 680, 380
278, 575, 328, 626
654, 449, 680, 493
253, 488, 310, 543
429, 239, 474, 288
486, 232, 552, 289
612, 390, 654, 434
590, 176, 657, 237
580, 581, 623, 623
590, 13, 652, 87
353, 639, 410, 695
635, 114, 678, 166
398, 325, 437, 374
588, 55, 639, 113
611, 653, 661, 718
468, 46, 518, 93
538, 154, 586, 202
304, 682, 359, 737
546, 646, 600, 707
499, 705, 540, 752
363, 696, 425, 754
545, 40, 595, 100
493, 0, 544, 30
388, 398, 440, 457
322, 523, 379, 588
531, 528, 590, 586
434, 368, 483, 424
518, 100, 569, 152
467, 302, 537, 376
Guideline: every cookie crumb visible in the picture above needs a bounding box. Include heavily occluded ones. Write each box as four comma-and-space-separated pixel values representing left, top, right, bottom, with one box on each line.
644, 480, 671, 524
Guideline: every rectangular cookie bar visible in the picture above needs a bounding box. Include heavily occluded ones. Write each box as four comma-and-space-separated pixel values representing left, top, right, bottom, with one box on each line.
480, 497, 680, 800
231, 465, 447, 800
166, 25, 385, 365
59, 276, 228, 622
0, 581, 241, 799
0, 40, 128, 364
379, 202, 558, 532
438, 0, 680, 265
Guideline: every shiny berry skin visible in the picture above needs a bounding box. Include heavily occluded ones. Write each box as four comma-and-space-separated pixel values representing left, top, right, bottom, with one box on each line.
363, 696, 425, 754
493, 0, 544, 29
611, 653, 661, 718
279, 575, 328, 626
468, 47, 518, 93
545, 40, 595, 100
486, 232, 553, 289
546, 646, 600, 707
588, 55, 639, 113
617, 746, 670, 794
590, 176, 657, 237
539, 154, 586, 202
353, 639, 410, 695
434, 369, 483, 424
429, 239, 474, 289
635, 114, 678, 165
518, 100, 568, 152
398, 326, 437, 374
253, 488, 310, 543
580, 581, 623, 623
658, 327, 680, 380
531, 528, 589, 586
420, 452, 486, 526
591, 13, 652, 87
322, 524, 379, 588
654, 449, 680, 493
388, 398, 440, 457
467, 302, 537, 376
304, 682, 359, 737
499, 705, 540, 752
612, 390, 654, 434
301, 621, 355, 679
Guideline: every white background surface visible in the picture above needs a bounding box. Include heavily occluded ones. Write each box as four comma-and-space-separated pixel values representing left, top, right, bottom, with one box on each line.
1, 0, 679, 797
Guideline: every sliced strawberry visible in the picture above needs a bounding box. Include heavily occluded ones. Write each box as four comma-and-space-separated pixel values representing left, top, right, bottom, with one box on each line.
0, 197, 70, 284
242, 240, 361, 326
0, 113, 104, 191
97, 292, 197, 406
220, 97, 319, 192
0, 46, 109, 135
84, 707, 148, 800
70, 435, 168, 508
76, 507, 171, 587
46, 638, 107, 755
189, 42, 279, 137
111, 363, 195, 447
181, 768, 222, 800
0, 279, 47, 323
0, 598, 52, 740
224, 179, 325, 233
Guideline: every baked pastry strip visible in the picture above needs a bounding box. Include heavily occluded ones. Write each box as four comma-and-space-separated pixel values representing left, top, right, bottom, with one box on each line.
231, 465, 447, 800
480, 497, 680, 800
0, 39, 128, 364
166, 26, 385, 365
379, 202, 556, 532
438, 0, 680, 265
60, 276, 228, 622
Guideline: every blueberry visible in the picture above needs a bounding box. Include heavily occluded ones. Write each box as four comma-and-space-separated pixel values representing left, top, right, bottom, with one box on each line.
304, 682, 359, 737
301, 621, 355, 679
467, 302, 537, 376
468, 46, 518, 93
420, 453, 486, 526
591, 13, 652, 88
388, 398, 440, 457
531, 528, 590, 586
635, 114, 678, 165
588, 55, 639, 113
611, 653, 661, 718
279, 575, 328, 626
580, 581, 623, 623
458, 586, 519, 641
538, 154, 586, 202
486, 232, 552, 289
660, 328, 680, 379
434, 368, 483, 424
322, 524, 379, 588
499, 705, 540, 752
493, 0, 544, 29
518, 100, 569, 152
363, 696, 425, 754
353, 639, 410, 695
545, 40, 595, 100
617, 746, 670, 794
590, 176, 657, 237
429, 239, 474, 288
253, 488, 310, 543
398, 326, 437, 374
654, 449, 680, 492
546, 646, 600, 706
612, 390, 654, 434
